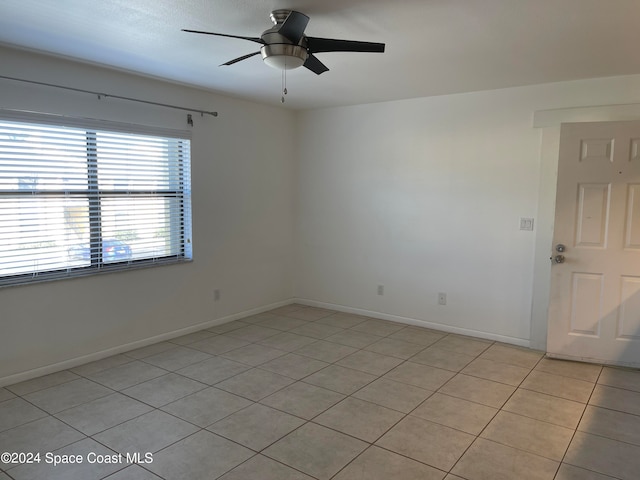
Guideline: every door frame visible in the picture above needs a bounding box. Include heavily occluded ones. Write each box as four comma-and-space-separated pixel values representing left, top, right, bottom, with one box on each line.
531, 103, 640, 352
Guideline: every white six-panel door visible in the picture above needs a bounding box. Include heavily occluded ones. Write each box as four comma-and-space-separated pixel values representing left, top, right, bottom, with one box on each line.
547, 120, 640, 367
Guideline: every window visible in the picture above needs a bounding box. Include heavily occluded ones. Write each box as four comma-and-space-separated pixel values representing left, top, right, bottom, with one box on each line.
0, 112, 192, 286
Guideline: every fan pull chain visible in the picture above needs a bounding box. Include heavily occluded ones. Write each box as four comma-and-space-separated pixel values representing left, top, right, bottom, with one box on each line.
281, 64, 288, 103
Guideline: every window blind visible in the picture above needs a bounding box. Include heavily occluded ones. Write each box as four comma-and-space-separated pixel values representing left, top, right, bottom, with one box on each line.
0, 114, 192, 286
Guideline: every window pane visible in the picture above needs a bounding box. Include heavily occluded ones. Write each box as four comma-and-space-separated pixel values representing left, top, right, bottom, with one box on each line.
0, 122, 88, 190
0, 196, 90, 277
101, 195, 185, 262
96, 132, 184, 191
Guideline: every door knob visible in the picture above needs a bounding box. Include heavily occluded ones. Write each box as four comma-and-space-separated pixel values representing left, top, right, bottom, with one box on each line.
556, 244, 566, 252
554, 255, 565, 264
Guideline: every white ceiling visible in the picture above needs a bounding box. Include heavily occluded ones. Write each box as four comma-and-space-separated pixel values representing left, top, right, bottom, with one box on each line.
1, 0, 640, 110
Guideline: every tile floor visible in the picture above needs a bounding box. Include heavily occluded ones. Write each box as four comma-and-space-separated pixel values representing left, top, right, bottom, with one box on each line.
1, 304, 640, 479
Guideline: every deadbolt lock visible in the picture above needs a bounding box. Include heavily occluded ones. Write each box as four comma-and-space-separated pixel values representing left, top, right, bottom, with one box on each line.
556, 244, 566, 253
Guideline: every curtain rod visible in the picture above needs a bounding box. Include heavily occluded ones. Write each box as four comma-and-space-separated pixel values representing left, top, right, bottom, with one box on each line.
0, 75, 218, 117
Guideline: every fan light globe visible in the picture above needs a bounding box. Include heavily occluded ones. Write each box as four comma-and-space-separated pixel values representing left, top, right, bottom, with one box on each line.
261, 44, 307, 70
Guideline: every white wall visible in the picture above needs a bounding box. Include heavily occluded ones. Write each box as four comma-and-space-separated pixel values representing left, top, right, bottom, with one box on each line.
294, 75, 640, 347
0, 46, 296, 383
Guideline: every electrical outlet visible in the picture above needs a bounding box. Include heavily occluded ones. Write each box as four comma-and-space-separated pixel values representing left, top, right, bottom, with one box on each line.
214, 289, 220, 301
438, 292, 447, 305
377, 285, 384, 296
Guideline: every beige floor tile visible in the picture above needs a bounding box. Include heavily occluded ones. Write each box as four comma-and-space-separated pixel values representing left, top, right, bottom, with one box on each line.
376, 416, 474, 471
462, 358, 530, 386
564, 431, 640, 480
23, 378, 112, 414
289, 322, 344, 339
409, 345, 476, 371
257, 316, 310, 331
124, 341, 177, 359
6, 370, 79, 396
336, 350, 403, 376
598, 366, 640, 392
103, 465, 163, 479
294, 340, 357, 363
161, 387, 252, 427
535, 358, 602, 382
314, 397, 404, 442
259, 353, 329, 380
0, 416, 85, 459
220, 343, 288, 366
0, 397, 48, 432
333, 446, 446, 480
452, 438, 559, 480
316, 313, 368, 328
384, 362, 455, 391
218, 454, 315, 480
70, 354, 134, 376
206, 320, 250, 334
256, 332, 318, 352
215, 368, 295, 401
578, 405, 640, 446
352, 377, 433, 413
8, 438, 124, 480
503, 389, 585, 429
234, 313, 275, 324
433, 335, 492, 356
208, 403, 305, 451
350, 319, 405, 336
439, 374, 515, 408
284, 307, 335, 321
141, 345, 212, 371
412, 393, 497, 435
168, 330, 216, 346
268, 304, 308, 315
479, 343, 543, 369
260, 381, 344, 419
175, 356, 251, 385
225, 324, 282, 342
555, 463, 618, 480
481, 410, 574, 461
0, 387, 16, 402
521, 371, 594, 403
364, 337, 426, 359
324, 329, 384, 349
589, 384, 640, 416
122, 373, 207, 407
264, 422, 367, 480
147, 430, 253, 480
93, 410, 198, 455
86, 360, 166, 391
303, 365, 377, 395
189, 335, 250, 355
389, 327, 446, 346
54, 392, 152, 435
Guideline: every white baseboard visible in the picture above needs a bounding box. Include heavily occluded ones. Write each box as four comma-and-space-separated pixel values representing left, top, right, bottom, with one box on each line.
0, 298, 292, 387
295, 298, 532, 349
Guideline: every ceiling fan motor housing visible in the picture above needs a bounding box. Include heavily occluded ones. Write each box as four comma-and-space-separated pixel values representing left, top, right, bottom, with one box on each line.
260, 11, 308, 70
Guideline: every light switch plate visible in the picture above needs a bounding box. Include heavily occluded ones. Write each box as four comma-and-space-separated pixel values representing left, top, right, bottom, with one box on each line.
520, 217, 534, 231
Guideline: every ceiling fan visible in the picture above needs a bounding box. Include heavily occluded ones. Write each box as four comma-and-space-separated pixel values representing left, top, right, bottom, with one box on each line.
182, 9, 385, 75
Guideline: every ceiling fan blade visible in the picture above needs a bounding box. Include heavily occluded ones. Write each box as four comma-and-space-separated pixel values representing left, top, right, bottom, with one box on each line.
304, 54, 329, 75
307, 37, 385, 54
277, 11, 309, 44
221, 51, 261, 66
182, 29, 264, 44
